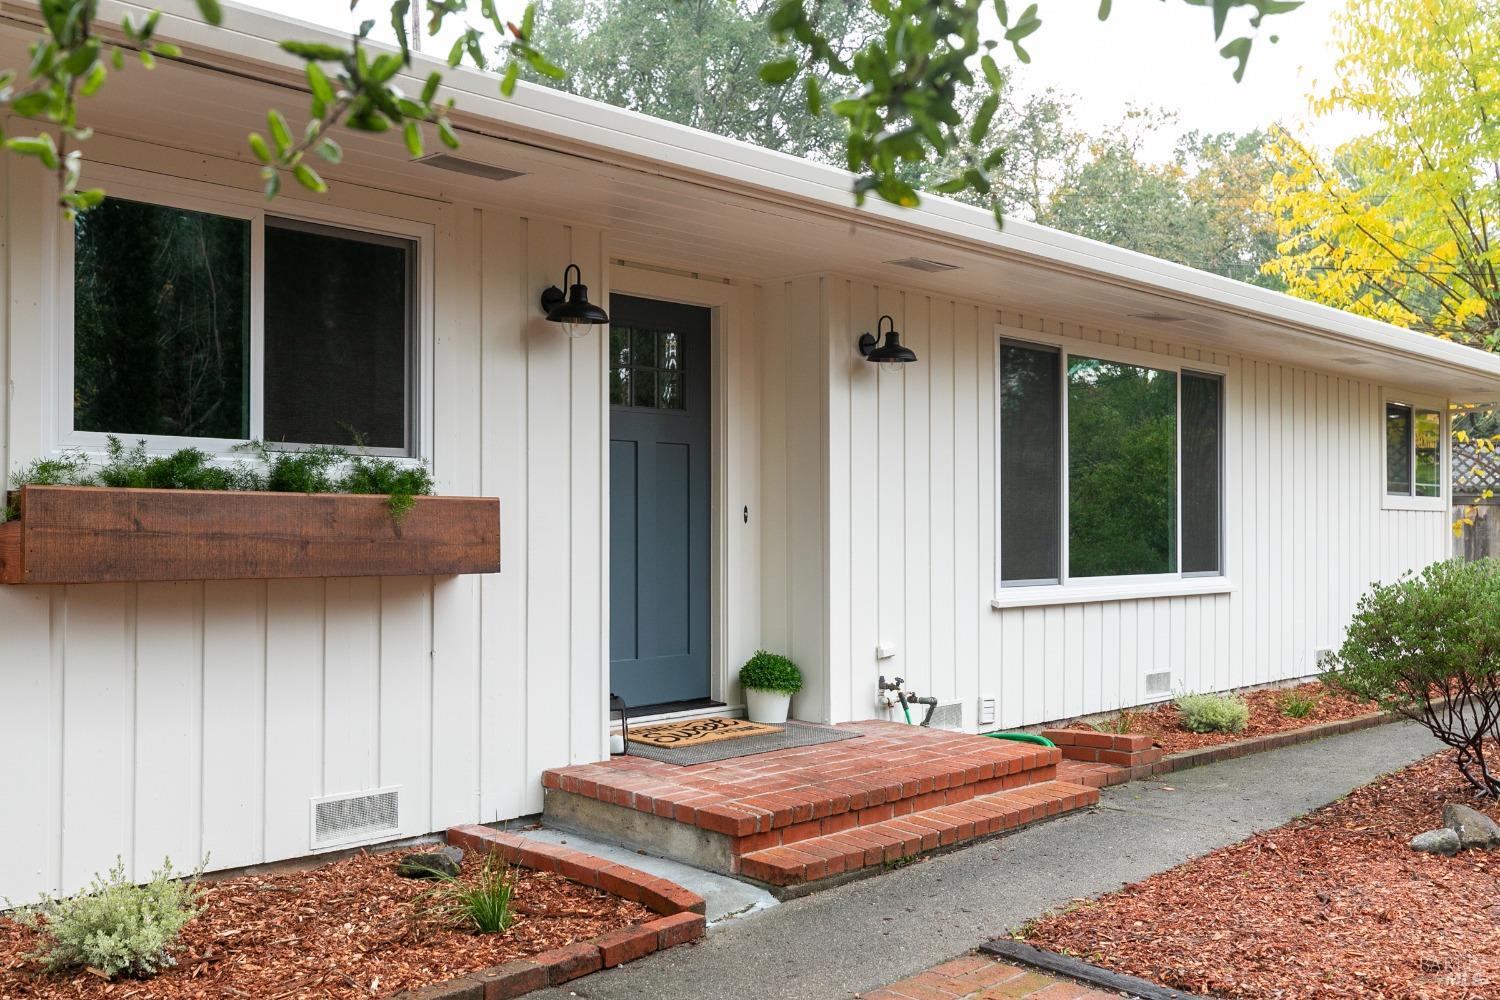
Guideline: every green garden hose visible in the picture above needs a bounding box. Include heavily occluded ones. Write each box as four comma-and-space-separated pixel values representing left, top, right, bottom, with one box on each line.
985, 732, 1055, 748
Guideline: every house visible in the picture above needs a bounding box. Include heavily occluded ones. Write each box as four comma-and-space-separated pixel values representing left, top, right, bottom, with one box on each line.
3, 0, 1499, 902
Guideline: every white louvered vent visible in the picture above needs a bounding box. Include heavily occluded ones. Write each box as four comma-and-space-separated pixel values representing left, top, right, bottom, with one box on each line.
310, 786, 401, 851
928, 700, 965, 731
1145, 671, 1173, 696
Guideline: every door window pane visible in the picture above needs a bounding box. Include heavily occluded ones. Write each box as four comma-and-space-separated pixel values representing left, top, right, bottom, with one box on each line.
999, 342, 1062, 583
74, 197, 250, 439
263, 219, 413, 449
1415, 408, 1441, 498
1067, 357, 1177, 578
610, 324, 688, 411
1182, 372, 1223, 574
1386, 403, 1413, 495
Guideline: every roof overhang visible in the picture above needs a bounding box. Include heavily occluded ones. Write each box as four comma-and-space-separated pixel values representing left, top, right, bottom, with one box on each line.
10, 0, 1500, 399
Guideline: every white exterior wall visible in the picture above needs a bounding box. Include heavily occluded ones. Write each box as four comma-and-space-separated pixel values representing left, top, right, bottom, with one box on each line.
770, 276, 1451, 729
0, 138, 763, 901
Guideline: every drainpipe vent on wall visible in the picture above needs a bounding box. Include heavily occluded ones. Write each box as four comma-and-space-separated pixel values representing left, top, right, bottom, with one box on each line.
1144, 671, 1173, 696
310, 786, 402, 851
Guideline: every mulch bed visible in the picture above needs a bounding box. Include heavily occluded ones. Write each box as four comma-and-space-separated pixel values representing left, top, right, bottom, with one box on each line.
1103, 681, 1381, 755
0, 848, 653, 999
1025, 748, 1500, 999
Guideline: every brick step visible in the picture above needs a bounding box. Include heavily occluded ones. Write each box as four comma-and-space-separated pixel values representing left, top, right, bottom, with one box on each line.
738, 779, 1099, 888
543, 722, 1061, 846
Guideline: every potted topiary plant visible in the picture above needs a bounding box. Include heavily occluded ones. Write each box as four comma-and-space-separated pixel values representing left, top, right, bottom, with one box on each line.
739, 650, 803, 725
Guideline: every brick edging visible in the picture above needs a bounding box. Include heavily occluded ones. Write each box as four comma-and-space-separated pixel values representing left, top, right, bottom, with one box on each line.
391, 826, 706, 999
1152, 709, 1401, 774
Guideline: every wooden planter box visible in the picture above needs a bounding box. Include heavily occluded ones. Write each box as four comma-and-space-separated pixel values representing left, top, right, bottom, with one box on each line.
0, 485, 500, 585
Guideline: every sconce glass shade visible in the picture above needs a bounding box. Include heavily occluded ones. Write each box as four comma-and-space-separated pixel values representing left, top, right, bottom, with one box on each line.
541, 264, 610, 338
859, 315, 918, 373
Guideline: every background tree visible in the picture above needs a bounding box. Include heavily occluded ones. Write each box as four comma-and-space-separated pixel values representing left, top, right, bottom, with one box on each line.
1033, 113, 1282, 287
1263, 0, 1499, 347
532, 0, 880, 162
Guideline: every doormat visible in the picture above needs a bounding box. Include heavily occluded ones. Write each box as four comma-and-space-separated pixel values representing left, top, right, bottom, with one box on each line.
626, 720, 861, 765
628, 716, 783, 748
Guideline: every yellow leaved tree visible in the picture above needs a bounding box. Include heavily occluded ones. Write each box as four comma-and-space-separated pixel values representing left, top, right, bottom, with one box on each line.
1264, 0, 1500, 536
1264, 0, 1499, 347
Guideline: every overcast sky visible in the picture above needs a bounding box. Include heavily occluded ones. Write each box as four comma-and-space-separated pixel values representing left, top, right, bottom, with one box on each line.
246, 0, 1362, 159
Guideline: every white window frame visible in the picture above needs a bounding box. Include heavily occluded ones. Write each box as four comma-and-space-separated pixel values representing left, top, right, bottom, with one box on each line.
56, 163, 436, 462
991, 326, 1233, 609
1380, 387, 1448, 512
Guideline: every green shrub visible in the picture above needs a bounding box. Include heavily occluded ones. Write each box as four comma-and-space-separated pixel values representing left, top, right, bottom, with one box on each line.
1174, 691, 1250, 733
15, 858, 203, 979
1326, 558, 1500, 797
419, 853, 516, 934
3, 451, 96, 520
341, 452, 435, 523
1278, 689, 1321, 719
4, 437, 434, 524
738, 650, 803, 694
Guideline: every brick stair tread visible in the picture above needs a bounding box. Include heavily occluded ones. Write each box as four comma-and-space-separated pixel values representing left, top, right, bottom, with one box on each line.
738, 779, 1099, 887
544, 723, 1064, 839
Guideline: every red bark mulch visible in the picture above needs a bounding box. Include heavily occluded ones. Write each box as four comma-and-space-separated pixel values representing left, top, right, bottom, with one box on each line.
0, 848, 653, 999
1026, 748, 1500, 1000
1095, 681, 1383, 755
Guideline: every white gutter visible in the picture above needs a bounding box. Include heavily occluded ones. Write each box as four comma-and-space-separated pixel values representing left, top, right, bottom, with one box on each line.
54, 0, 1500, 384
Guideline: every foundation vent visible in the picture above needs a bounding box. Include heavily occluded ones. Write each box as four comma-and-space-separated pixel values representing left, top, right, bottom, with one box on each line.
1145, 671, 1173, 696
928, 700, 965, 731
310, 786, 401, 851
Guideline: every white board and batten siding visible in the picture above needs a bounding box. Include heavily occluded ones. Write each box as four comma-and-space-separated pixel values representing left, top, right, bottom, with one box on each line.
762, 275, 1450, 730
0, 145, 623, 901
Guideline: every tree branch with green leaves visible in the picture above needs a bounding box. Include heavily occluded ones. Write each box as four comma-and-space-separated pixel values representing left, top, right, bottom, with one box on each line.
3, 0, 1296, 226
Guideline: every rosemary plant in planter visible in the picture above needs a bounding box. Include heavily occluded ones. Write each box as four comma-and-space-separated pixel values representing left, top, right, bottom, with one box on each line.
738, 650, 803, 725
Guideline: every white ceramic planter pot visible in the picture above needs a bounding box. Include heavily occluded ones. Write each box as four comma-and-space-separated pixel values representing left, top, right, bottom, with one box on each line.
745, 689, 792, 725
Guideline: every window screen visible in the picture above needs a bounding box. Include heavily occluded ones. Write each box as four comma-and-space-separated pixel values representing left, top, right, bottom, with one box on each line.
74, 197, 250, 439
264, 219, 414, 449
1386, 403, 1413, 495
1067, 357, 1177, 578
1181, 372, 1223, 574
999, 341, 1062, 583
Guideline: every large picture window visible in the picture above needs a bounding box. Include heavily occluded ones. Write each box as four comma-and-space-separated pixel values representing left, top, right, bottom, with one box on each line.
997, 336, 1224, 591
70, 192, 420, 455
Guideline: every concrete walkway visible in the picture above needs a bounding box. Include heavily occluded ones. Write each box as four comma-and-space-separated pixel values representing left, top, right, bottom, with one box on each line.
534, 719, 1442, 1000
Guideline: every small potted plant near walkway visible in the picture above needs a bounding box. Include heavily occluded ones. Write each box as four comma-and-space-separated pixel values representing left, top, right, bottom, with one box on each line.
739, 650, 802, 725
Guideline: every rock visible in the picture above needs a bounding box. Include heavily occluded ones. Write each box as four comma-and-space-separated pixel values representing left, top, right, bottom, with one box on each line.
1443, 803, 1500, 850
1410, 828, 1462, 856
396, 846, 463, 879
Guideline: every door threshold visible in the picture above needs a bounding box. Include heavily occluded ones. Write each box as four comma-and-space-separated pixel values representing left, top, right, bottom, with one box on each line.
613, 703, 745, 732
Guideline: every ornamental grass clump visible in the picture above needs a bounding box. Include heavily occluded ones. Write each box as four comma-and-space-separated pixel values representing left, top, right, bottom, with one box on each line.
738, 650, 803, 694
14, 858, 203, 979
418, 853, 517, 935
1278, 688, 1321, 719
1174, 691, 1250, 734
1325, 558, 1500, 797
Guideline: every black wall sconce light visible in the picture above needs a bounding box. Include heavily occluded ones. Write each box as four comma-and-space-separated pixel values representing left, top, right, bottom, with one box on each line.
540, 263, 610, 338
858, 314, 918, 374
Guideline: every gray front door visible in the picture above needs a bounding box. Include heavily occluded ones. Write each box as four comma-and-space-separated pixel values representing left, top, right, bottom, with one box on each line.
609, 295, 711, 708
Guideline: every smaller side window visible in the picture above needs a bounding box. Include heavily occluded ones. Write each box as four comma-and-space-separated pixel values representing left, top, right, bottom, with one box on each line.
1385, 403, 1412, 495
1385, 401, 1441, 499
